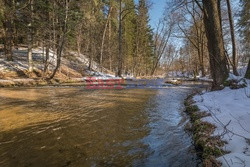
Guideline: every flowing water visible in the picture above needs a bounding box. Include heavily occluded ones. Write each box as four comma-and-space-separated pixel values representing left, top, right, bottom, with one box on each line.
0, 85, 203, 167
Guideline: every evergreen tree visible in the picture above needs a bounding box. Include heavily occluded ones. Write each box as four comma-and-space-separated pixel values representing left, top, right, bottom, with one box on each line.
123, 0, 137, 75
0, 1, 3, 31
0, 0, 155, 77
103, 0, 119, 71
2, 0, 16, 61
0, 0, 4, 44
136, 0, 154, 76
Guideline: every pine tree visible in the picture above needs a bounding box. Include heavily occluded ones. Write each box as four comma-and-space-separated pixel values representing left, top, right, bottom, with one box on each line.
2, 0, 15, 61
0, 0, 4, 44
123, 0, 137, 75
136, 0, 154, 76
0, 0, 156, 78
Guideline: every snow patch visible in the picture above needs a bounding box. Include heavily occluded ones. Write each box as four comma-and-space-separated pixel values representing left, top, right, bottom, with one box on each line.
193, 85, 250, 167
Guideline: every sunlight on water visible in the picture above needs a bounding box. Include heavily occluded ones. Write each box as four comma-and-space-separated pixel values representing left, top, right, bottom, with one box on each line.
0, 106, 68, 132
0, 87, 200, 166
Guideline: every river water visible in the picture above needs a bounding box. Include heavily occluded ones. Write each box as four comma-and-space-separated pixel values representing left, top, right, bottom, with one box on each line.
0, 85, 203, 167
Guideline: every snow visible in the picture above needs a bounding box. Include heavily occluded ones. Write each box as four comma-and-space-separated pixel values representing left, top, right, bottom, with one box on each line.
1, 48, 118, 79
83, 70, 121, 80
198, 76, 213, 82
68, 51, 112, 74
0, 48, 57, 72
166, 70, 214, 82
67, 51, 121, 79
227, 73, 244, 81
236, 65, 248, 77
193, 81, 250, 167
167, 64, 249, 83
167, 71, 194, 78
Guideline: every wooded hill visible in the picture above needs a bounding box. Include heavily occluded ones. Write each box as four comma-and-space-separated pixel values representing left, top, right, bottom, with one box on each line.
0, 0, 155, 78
0, 0, 249, 89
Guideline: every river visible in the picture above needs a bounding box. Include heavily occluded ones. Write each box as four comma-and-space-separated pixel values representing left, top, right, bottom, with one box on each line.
0, 84, 204, 166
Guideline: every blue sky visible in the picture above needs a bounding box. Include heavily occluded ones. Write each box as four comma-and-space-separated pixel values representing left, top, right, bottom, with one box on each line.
145, 0, 241, 31
148, 0, 166, 30
134, 0, 166, 30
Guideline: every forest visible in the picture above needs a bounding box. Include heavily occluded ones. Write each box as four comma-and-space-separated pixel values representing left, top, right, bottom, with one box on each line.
0, 1, 250, 166
0, 0, 249, 89
0, 0, 156, 79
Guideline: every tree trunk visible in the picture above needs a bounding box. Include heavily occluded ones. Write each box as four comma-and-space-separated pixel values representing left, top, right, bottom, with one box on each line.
100, 7, 112, 71
88, 24, 92, 71
151, 20, 173, 76
76, 19, 84, 59
217, 0, 231, 70
44, 45, 50, 73
3, 0, 14, 61
50, 0, 69, 79
245, 59, 250, 79
226, 0, 239, 76
108, 17, 112, 71
117, 0, 122, 77
200, 33, 205, 76
76, 22, 83, 58
27, 0, 34, 72
217, 0, 222, 30
43, 0, 51, 74
4, 20, 14, 61
202, 0, 228, 89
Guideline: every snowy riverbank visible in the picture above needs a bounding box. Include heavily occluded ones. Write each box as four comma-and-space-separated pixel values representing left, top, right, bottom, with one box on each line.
193, 81, 250, 166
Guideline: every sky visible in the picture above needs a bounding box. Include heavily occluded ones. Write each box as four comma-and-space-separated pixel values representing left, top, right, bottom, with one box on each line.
134, 0, 166, 30
144, 0, 241, 30
148, 0, 166, 30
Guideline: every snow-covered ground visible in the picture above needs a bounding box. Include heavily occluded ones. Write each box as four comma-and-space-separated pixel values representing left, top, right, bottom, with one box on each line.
83, 70, 121, 80
0, 48, 57, 73
167, 71, 194, 78
193, 79, 250, 167
166, 70, 213, 82
0, 47, 119, 80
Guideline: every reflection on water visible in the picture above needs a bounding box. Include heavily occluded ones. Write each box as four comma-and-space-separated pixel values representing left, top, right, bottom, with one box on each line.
0, 87, 199, 166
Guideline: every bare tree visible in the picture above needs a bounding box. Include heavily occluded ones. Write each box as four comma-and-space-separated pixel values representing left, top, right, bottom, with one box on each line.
226, 0, 239, 76
151, 17, 174, 75
100, 7, 113, 71
169, 0, 209, 77
50, 0, 69, 79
